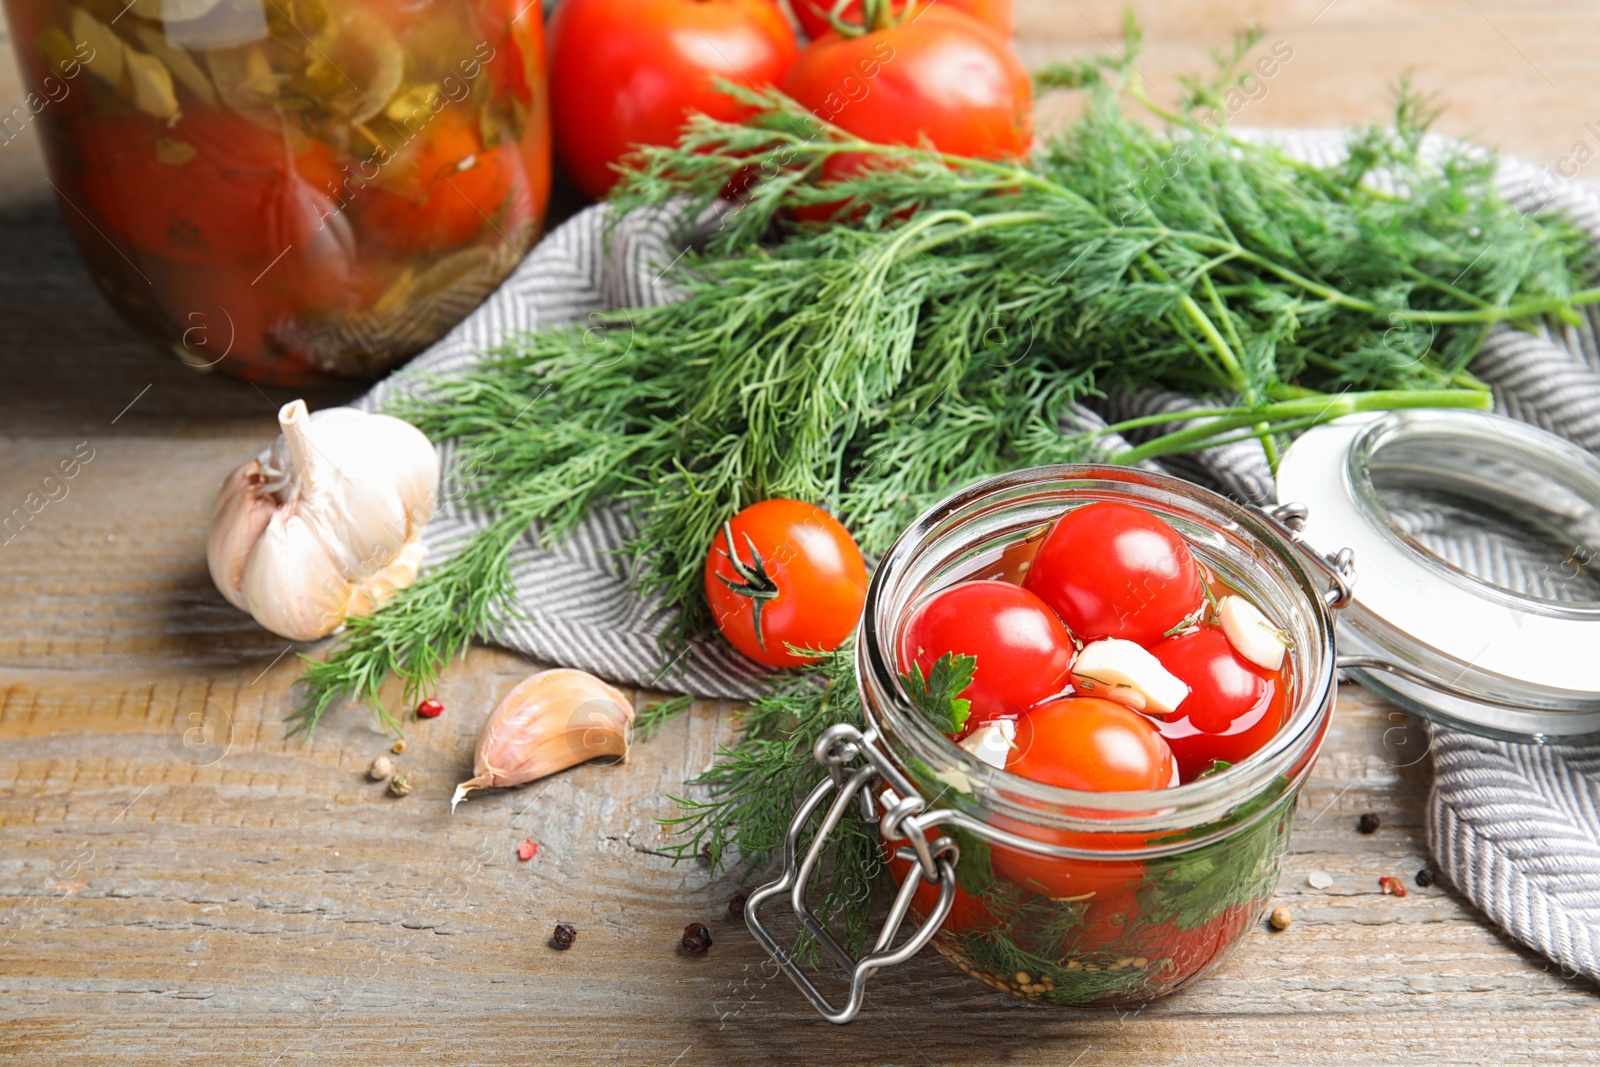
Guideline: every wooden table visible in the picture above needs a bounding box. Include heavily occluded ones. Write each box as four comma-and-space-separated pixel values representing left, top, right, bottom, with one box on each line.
3, 2, 1598, 1063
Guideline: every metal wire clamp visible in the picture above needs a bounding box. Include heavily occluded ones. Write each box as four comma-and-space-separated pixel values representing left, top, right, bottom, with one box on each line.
742, 723, 959, 1024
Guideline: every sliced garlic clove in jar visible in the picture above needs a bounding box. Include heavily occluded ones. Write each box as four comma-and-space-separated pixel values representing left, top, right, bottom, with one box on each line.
958, 719, 1017, 771
1072, 638, 1190, 715
1218, 595, 1290, 671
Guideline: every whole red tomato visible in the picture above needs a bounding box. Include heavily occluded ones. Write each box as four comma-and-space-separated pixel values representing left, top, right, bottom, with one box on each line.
789, 0, 1013, 40
75, 109, 342, 265
1023, 501, 1204, 648
548, 0, 799, 200
897, 580, 1075, 732
988, 695, 1175, 906
703, 499, 867, 668
1008, 697, 1178, 792
781, 4, 1030, 179
989, 827, 1147, 909
359, 109, 514, 253
1148, 626, 1287, 781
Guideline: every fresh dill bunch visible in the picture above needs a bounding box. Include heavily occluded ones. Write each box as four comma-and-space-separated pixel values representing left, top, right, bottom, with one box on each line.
294, 28, 1599, 733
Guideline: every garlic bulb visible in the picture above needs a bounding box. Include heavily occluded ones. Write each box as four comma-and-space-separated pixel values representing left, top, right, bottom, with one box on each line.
207, 399, 439, 641
452, 669, 636, 811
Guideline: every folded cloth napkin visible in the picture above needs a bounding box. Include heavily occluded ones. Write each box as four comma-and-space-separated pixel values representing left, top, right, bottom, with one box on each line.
358, 133, 1600, 983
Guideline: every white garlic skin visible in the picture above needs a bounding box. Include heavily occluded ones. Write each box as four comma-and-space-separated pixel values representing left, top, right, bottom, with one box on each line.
452, 669, 636, 811
207, 399, 439, 641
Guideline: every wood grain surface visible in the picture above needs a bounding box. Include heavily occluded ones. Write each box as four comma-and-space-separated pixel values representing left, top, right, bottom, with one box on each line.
3, 2, 1599, 1064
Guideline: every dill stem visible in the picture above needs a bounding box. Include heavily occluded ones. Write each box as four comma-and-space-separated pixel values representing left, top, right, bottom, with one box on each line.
1385, 286, 1600, 323
1111, 387, 1492, 464
1178, 294, 1247, 388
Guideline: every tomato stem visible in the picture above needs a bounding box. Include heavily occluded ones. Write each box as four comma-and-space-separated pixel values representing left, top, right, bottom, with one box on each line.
713, 521, 780, 650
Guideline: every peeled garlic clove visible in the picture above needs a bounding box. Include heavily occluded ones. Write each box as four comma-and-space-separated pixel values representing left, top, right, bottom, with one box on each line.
958, 719, 1016, 770
452, 669, 636, 812
1218, 595, 1290, 671
206, 400, 439, 641
72, 8, 126, 91
1072, 638, 1190, 716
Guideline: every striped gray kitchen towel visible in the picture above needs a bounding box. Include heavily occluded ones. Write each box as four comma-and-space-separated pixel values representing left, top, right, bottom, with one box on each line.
358, 133, 1600, 984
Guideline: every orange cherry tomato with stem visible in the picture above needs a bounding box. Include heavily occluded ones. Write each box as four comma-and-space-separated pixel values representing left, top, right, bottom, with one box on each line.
703, 499, 867, 668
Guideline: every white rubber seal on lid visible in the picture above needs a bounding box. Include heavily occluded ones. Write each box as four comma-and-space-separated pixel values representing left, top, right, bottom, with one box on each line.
1277, 409, 1600, 741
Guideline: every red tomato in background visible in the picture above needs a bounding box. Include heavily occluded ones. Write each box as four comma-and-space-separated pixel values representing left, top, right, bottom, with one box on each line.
1149, 626, 1287, 781
789, 0, 1013, 40
75, 109, 342, 265
1007, 697, 1178, 792
359, 110, 513, 253
548, 0, 799, 200
897, 580, 1075, 732
703, 499, 867, 668
1023, 501, 1204, 647
781, 6, 1030, 180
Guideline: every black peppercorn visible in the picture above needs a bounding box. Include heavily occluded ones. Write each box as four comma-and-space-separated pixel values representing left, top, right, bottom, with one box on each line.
682, 921, 713, 955
728, 891, 748, 924
1357, 813, 1381, 834
550, 922, 577, 951
1416, 867, 1436, 888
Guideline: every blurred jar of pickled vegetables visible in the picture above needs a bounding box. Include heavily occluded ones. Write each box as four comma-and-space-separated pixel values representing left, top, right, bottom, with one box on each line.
3, 0, 550, 385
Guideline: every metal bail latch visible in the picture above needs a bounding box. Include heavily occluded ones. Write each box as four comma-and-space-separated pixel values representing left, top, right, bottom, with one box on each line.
742, 723, 960, 1024
1262, 501, 1357, 610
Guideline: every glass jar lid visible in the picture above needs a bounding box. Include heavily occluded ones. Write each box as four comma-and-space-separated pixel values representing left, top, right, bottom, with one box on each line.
1276, 409, 1600, 743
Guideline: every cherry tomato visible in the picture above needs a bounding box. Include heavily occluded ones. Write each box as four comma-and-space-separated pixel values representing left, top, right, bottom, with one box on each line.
358, 110, 513, 253
989, 826, 1148, 908
549, 0, 799, 200
781, 5, 1030, 182
985, 698, 1175, 910
704, 499, 867, 668
897, 580, 1075, 731
75, 109, 342, 265
1023, 501, 1204, 648
1007, 697, 1178, 792
789, 0, 1013, 41
1127, 903, 1255, 993
476, 0, 545, 104
1148, 626, 1287, 781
